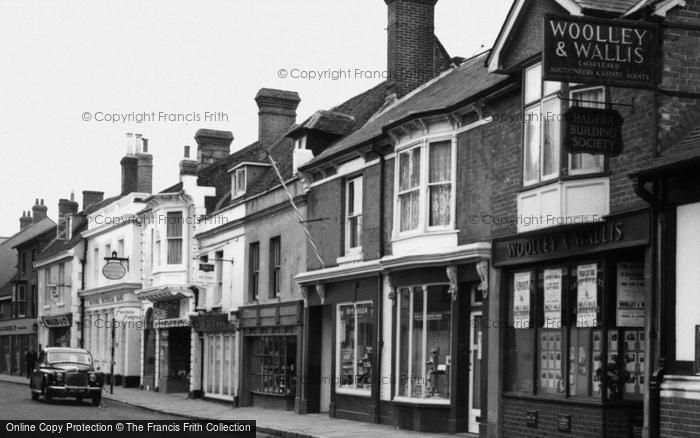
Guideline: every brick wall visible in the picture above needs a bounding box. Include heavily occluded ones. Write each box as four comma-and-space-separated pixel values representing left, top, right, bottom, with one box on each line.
306, 178, 342, 270
362, 163, 381, 260
502, 397, 640, 438
660, 396, 700, 438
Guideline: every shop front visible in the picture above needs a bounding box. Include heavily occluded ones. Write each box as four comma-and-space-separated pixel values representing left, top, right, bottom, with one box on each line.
299, 275, 381, 423
42, 314, 71, 347
190, 312, 237, 402
238, 301, 303, 411
493, 210, 650, 438
382, 259, 486, 435
0, 318, 38, 376
152, 298, 192, 394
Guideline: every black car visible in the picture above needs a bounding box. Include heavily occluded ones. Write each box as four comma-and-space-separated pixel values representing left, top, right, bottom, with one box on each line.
29, 347, 104, 405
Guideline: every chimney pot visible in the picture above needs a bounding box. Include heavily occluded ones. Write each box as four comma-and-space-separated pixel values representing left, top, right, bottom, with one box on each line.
19, 210, 32, 230
184, 145, 191, 159
142, 138, 149, 153
32, 198, 48, 223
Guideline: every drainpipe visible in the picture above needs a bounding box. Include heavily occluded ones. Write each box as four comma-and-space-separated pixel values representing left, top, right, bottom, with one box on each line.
79, 238, 87, 348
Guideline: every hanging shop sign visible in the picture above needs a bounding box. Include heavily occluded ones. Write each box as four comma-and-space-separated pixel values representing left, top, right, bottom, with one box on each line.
543, 14, 659, 89
102, 261, 127, 280
564, 106, 623, 156
576, 264, 598, 327
513, 272, 531, 328
616, 262, 646, 327
544, 268, 562, 327
197, 263, 216, 285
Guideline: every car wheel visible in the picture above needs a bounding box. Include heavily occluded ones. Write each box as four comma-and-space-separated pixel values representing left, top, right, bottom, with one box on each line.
91, 395, 101, 406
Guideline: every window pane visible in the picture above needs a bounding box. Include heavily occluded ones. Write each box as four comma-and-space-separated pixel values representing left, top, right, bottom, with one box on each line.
399, 151, 410, 192
410, 287, 424, 398
338, 305, 356, 388
538, 329, 563, 395
429, 141, 451, 183
167, 238, 182, 264
524, 64, 542, 104
524, 106, 541, 183
570, 88, 605, 173
347, 180, 355, 215
542, 98, 560, 178
356, 304, 373, 390
425, 285, 451, 400
543, 80, 561, 96
411, 148, 421, 188
398, 289, 411, 397
569, 328, 593, 397
166, 212, 183, 237
399, 191, 419, 232
429, 184, 451, 227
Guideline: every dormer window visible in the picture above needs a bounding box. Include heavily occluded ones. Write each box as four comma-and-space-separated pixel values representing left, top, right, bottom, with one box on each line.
234, 168, 246, 197
294, 135, 307, 150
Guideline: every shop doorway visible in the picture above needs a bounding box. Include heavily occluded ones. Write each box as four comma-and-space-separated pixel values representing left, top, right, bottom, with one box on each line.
468, 310, 483, 434
142, 309, 156, 390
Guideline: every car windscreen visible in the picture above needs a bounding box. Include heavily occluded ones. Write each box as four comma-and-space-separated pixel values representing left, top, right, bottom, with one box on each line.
46, 352, 92, 365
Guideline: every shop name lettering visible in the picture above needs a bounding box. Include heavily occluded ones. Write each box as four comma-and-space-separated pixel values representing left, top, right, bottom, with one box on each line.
549, 21, 649, 64
507, 222, 624, 258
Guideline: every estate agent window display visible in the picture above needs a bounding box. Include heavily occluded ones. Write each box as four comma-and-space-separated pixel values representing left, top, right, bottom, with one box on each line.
505, 258, 646, 402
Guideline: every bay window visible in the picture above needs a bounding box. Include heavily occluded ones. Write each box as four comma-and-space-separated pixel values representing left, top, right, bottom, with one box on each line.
337, 302, 374, 393
345, 177, 362, 252
396, 138, 454, 234
522, 63, 606, 186
166, 211, 183, 264
396, 285, 451, 401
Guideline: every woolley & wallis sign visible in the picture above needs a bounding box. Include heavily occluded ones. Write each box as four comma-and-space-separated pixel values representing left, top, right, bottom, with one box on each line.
543, 14, 659, 89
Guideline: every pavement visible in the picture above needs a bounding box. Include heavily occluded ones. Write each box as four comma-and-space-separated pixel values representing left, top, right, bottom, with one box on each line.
0, 373, 472, 438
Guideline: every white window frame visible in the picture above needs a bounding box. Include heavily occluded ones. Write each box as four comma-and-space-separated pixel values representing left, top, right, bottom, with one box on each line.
523, 63, 562, 187
335, 300, 373, 396
393, 135, 456, 238
394, 283, 452, 404
165, 211, 183, 265
15, 285, 27, 318
345, 176, 363, 255
233, 168, 247, 197
567, 86, 606, 176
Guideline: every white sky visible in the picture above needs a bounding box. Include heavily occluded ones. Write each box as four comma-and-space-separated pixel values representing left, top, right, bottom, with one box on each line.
0, 0, 512, 237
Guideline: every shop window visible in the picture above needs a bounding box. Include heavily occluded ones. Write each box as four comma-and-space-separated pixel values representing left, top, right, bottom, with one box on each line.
345, 177, 363, 253
166, 212, 183, 264
522, 62, 606, 186
396, 285, 451, 401
396, 139, 454, 234
337, 302, 374, 393
250, 336, 296, 396
504, 260, 645, 400
269, 238, 281, 299
249, 242, 260, 301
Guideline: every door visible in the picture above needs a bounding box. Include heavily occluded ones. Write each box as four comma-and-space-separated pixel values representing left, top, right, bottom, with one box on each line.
468, 311, 483, 434
319, 306, 332, 412
204, 333, 235, 399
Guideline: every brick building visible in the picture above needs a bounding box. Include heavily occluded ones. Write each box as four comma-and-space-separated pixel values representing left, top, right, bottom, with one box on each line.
0, 200, 55, 376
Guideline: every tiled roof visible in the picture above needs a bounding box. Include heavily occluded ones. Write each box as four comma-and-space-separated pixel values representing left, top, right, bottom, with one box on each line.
159, 181, 183, 194
302, 51, 510, 169
4, 217, 56, 250
330, 81, 393, 132
293, 110, 356, 137
0, 275, 16, 298
36, 195, 122, 262
630, 125, 700, 178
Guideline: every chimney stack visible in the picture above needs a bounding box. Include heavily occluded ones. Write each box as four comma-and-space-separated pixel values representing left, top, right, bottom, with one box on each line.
385, 0, 439, 98
121, 133, 153, 195
19, 211, 32, 230
57, 194, 79, 239
82, 191, 104, 211
32, 199, 48, 223
180, 146, 198, 179
255, 88, 300, 148
195, 129, 234, 171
